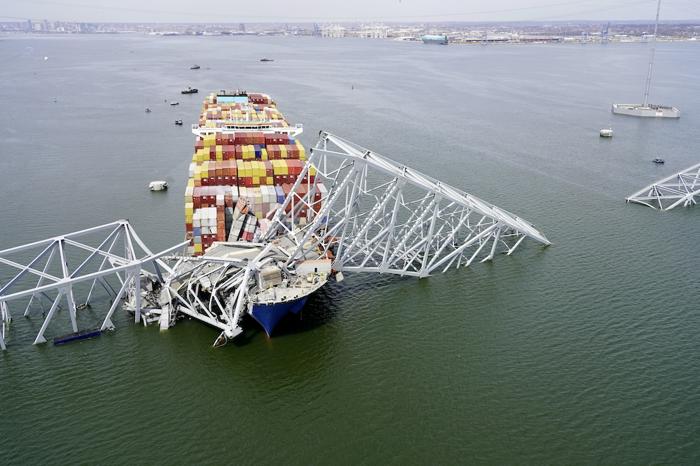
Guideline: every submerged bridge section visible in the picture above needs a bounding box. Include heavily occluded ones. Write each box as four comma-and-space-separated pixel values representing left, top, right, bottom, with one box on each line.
0, 221, 186, 350
626, 162, 700, 211
0, 133, 550, 350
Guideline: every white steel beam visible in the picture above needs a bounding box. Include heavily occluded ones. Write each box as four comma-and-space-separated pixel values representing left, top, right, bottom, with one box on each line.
627, 162, 700, 210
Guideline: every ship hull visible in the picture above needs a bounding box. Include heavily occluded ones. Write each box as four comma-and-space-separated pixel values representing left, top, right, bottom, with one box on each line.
250, 296, 309, 336
612, 103, 680, 118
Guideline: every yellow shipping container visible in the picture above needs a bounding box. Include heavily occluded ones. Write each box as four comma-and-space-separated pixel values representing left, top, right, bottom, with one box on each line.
261, 148, 268, 160
297, 141, 306, 161
280, 145, 288, 159
194, 244, 203, 254
271, 160, 287, 175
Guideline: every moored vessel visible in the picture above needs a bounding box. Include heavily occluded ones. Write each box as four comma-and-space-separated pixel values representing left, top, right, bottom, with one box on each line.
611, 0, 680, 118
612, 103, 679, 118
183, 90, 327, 335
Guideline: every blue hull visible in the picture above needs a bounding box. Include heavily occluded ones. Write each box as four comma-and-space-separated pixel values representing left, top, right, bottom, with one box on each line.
250, 296, 309, 336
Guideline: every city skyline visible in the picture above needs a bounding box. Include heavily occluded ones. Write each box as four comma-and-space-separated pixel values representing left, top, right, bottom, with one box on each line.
3, 0, 700, 23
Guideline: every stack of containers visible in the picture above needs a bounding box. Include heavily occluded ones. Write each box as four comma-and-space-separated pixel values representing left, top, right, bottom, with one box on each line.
184, 92, 324, 255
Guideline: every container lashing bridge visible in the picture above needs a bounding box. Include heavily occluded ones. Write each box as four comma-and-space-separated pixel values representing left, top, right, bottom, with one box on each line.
0, 132, 550, 351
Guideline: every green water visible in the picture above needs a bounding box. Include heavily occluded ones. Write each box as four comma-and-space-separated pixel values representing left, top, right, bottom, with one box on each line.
0, 35, 699, 464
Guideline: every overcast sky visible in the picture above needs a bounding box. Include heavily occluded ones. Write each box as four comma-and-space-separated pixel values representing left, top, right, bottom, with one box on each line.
3, 0, 699, 23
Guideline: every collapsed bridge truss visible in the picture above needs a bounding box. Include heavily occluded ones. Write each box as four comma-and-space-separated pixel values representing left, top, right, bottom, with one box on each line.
267, 132, 550, 277
0, 133, 550, 350
0, 221, 186, 350
626, 162, 700, 211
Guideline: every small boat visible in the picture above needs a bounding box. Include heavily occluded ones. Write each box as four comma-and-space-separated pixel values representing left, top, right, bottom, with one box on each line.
174, 119, 183, 126
145, 107, 152, 113
149, 180, 168, 191
54, 328, 102, 346
600, 128, 613, 138
653, 158, 665, 164
181, 87, 199, 94
190, 64, 200, 70
170, 101, 179, 106
260, 58, 274, 62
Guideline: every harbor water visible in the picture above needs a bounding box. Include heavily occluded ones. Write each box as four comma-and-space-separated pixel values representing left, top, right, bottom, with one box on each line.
0, 34, 699, 464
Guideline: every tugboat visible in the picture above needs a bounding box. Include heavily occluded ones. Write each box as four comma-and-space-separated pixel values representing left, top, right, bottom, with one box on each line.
653, 158, 665, 164
170, 101, 180, 106
181, 87, 199, 94
174, 119, 183, 126
190, 64, 200, 70
260, 58, 274, 62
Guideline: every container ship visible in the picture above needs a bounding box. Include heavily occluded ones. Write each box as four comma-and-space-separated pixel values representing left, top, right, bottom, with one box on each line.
0, 91, 552, 351
184, 91, 323, 255
182, 90, 329, 336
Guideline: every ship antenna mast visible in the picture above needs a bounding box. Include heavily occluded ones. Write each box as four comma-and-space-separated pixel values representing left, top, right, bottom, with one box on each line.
643, 0, 662, 107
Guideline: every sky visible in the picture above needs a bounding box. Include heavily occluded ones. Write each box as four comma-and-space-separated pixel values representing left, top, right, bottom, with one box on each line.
2, 0, 699, 23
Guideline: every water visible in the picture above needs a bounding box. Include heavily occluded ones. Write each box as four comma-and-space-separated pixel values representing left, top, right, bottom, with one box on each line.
1, 34, 699, 464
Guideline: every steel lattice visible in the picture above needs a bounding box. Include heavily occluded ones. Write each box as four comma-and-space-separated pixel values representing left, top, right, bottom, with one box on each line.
267, 132, 550, 278
627, 162, 700, 210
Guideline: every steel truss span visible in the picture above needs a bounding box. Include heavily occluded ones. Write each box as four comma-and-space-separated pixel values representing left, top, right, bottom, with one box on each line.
0, 220, 186, 350
267, 132, 550, 278
626, 162, 700, 211
0, 132, 550, 350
